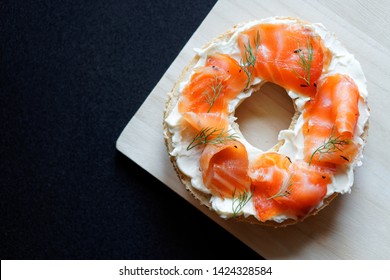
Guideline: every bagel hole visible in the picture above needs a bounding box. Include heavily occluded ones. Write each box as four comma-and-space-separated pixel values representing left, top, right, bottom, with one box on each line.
235, 82, 295, 151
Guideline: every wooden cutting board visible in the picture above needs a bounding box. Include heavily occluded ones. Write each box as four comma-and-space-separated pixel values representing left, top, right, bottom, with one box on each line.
117, 0, 390, 259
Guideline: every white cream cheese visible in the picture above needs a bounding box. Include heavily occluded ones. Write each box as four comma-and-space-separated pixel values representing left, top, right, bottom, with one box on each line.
165, 17, 369, 222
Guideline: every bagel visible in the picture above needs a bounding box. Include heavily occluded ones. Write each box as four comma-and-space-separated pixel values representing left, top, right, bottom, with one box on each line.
163, 16, 369, 227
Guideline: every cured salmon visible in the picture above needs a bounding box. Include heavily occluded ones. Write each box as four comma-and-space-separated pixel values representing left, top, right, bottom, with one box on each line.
178, 53, 247, 132
238, 23, 330, 97
249, 153, 291, 221
200, 141, 251, 198
274, 161, 331, 218
303, 74, 360, 166
249, 153, 331, 220
182, 111, 228, 134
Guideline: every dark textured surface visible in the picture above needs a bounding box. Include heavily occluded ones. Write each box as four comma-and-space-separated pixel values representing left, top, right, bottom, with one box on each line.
0, 0, 262, 259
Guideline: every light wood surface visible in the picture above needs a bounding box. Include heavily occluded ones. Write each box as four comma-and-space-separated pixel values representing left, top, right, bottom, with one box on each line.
117, 0, 390, 259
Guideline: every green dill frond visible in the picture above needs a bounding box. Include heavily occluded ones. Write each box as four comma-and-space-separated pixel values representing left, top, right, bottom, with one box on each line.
203, 75, 223, 113
232, 188, 253, 217
186, 127, 238, 151
267, 174, 293, 200
308, 129, 350, 166
291, 36, 314, 87
240, 31, 260, 89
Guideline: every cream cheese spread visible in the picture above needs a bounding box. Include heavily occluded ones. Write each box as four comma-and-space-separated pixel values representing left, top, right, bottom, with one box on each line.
165, 17, 369, 222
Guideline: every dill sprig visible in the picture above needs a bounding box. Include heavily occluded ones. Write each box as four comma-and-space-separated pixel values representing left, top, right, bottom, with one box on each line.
186, 127, 238, 151
292, 36, 314, 87
232, 188, 253, 217
240, 31, 260, 89
267, 174, 293, 200
203, 75, 223, 113
308, 130, 350, 166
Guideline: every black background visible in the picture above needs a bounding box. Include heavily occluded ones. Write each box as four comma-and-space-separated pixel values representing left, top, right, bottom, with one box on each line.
1, 0, 261, 259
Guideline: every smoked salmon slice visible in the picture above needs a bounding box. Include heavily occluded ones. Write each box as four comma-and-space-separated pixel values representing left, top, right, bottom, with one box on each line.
273, 161, 331, 218
178, 66, 227, 114
249, 153, 331, 221
303, 74, 360, 166
249, 153, 291, 221
178, 54, 247, 128
182, 112, 228, 134
238, 23, 330, 97
206, 53, 248, 100
178, 54, 247, 134
200, 141, 251, 198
